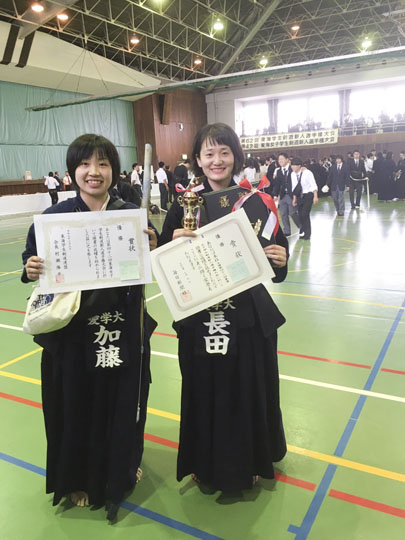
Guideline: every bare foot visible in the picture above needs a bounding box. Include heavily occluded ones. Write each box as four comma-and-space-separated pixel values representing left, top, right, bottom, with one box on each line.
191, 474, 200, 483
136, 468, 142, 484
71, 491, 89, 507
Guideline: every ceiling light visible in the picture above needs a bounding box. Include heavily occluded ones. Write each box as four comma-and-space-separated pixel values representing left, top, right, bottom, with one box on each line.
213, 19, 224, 31
57, 13, 69, 21
194, 58, 202, 65
130, 36, 140, 45
259, 57, 268, 67
361, 36, 372, 50
291, 24, 300, 31
31, 3, 44, 12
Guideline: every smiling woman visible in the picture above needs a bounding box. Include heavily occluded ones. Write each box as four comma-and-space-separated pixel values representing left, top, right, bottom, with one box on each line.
20, 133, 159, 521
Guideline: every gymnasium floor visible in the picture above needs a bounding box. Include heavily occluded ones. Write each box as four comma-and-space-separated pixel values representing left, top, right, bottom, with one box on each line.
0, 197, 404, 540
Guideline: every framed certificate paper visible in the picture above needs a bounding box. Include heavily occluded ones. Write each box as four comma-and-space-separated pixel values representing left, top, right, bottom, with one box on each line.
34, 209, 152, 293
151, 209, 275, 321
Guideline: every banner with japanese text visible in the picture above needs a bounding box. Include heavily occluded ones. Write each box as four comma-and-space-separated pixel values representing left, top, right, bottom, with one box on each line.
240, 129, 338, 150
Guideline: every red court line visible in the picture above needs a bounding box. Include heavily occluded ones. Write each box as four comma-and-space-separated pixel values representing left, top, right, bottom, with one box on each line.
0, 307, 26, 314
0, 391, 42, 409
153, 333, 373, 370
329, 489, 405, 519
144, 433, 179, 450
381, 368, 405, 376
2, 390, 405, 519
274, 472, 316, 491
277, 350, 372, 370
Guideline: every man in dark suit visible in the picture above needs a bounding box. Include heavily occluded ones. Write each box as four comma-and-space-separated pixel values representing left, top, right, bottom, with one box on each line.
348, 150, 368, 209
327, 155, 349, 216
173, 159, 191, 188
273, 152, 301, 236
266, 155, 277, 185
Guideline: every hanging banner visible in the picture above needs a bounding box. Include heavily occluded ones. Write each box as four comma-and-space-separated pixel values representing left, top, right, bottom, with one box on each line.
240, 129, 339, 150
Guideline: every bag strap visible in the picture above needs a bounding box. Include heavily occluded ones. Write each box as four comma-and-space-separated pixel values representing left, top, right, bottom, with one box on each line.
108, 198, 126, 210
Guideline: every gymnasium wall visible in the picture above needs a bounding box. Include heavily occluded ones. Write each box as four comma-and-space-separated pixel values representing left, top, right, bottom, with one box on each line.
0, 80, 137, 181
133, 89, 207, 169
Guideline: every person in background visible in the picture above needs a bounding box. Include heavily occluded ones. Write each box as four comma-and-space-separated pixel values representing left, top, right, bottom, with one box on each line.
165, 164, 176, 203
44, 172, 59, 205
54, 171, 62, 192
291, 157, 318, 239
131, 162, 143, 200
173, 159, 191, 188
156, 161, 169, 210
266, 155, 277, 186
272, 153, 301, 237
243, 157, 256, 182
378, 151, 396, 202
348, 150, 368, 209
159, 122, 288, 493
62, 170, 73, 191
326, 155, 349, 216
22, 133, 158, 522
395, 151, 405, 201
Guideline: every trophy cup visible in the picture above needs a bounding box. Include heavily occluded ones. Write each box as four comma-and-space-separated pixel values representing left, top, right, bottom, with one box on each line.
177, 177, 204, 230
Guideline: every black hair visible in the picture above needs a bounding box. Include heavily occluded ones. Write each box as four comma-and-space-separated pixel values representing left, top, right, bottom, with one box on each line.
191, 123, 244, 178
165, 164, 170, 170
132, 162, 138, 168
278, 152, 289, 159
270, 154, 277, 160
184, 159, 191, 164
353, 149, 360, 154
336, 154, 343, 160
158, 161, 165, 168
48, 171, 53, 177
291, 157, 303, 166
386, 151, 393, 160
66, 134, 120, 188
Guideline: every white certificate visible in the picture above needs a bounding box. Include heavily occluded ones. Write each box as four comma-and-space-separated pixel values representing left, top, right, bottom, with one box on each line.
34, 209, 152, 293
151, 209, 275, 321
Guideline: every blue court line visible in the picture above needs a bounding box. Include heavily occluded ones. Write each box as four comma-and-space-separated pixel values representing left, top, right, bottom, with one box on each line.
288, 297, 405, 539
284, 279, 405, 295
0, 451, 223, 540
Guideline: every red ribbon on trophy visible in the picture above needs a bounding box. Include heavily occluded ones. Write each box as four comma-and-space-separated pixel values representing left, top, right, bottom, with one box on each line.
232, 175, 279, 239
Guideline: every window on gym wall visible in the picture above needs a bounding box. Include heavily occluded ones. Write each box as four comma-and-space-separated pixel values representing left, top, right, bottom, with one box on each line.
240, 101, 269, 136
350, 84, 405, 120
278, 93, 339, 132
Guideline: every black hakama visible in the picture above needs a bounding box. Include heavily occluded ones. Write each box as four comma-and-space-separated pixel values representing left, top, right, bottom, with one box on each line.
160, 180, 288, 491
22, 195, 157, 517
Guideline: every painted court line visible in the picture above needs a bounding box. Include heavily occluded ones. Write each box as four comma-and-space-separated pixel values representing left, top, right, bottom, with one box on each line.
0, 312, 402, 375
0, 451, 222, 539
0, 323, 23, 332
1, 390, 404, 487
150, 350, 405, 404
288, 297, 405, 539
0, 347, 42, 370
269, 291, 405, 311
146, 292, 163, 303
1, 392, 404, 521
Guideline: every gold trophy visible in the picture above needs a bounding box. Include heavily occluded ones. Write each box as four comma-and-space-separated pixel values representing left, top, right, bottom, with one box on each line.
177, 176, 204, 230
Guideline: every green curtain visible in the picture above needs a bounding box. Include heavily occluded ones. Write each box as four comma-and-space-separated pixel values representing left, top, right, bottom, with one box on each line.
0, 81, 137, 180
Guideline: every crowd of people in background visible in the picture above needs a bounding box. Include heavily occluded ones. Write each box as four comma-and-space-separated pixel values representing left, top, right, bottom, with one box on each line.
243, 113, 405, 137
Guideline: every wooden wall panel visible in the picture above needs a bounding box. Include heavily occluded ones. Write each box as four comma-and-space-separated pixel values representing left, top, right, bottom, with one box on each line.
133, 89, 207, 171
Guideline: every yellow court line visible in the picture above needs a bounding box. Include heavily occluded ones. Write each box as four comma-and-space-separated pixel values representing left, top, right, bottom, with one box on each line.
0, 370, 41, 385
147, 406, 181, 422
269, 291, 405, 311
0, 348, 42, 370
1, 370, 404, 483
287, 444, 405, 483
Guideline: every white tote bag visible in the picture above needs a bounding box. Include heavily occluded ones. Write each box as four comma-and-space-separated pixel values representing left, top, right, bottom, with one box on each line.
23, 288, 81, 335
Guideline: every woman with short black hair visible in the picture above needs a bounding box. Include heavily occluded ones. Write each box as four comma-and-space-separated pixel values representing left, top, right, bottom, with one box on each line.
22, 134, 158, 521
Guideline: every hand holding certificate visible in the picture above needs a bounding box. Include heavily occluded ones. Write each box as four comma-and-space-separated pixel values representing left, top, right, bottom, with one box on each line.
151, 209, 275, 321
34, 209, 152, 293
